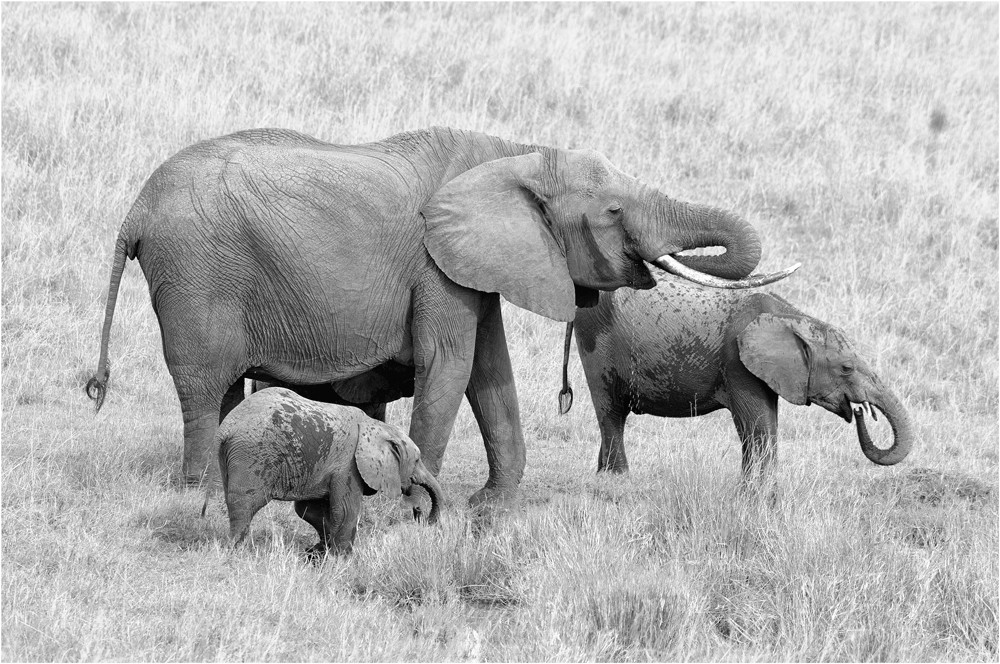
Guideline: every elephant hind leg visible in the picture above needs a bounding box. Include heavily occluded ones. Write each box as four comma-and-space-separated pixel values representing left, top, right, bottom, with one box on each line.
226, 492, 268, 546
158, 303, 250, 484
589, 378, 629, 473
464, 294, 526, 505
596, 405, 629, 473
172, 370, 244, 485
294, 498, 330, 544
578, 340, 630, 474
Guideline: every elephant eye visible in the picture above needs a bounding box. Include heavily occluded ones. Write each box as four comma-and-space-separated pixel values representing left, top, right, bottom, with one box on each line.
608, 205, 622, 215
840, 364, 855, 374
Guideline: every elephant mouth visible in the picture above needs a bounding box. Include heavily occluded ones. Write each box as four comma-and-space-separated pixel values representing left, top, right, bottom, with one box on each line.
848, 400, 880, 424
827, 397, 884, 425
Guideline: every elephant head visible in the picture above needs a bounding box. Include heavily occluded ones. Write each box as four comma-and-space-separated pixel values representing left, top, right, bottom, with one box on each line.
737, 313, 914, 465
421, 150, 797, 322
355, 421, 442, 523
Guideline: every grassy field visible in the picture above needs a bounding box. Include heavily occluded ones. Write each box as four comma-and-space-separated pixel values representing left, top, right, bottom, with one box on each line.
2, 3, 997, 661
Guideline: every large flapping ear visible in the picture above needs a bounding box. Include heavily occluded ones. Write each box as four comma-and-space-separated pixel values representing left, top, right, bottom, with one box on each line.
355, 421, 420, 497
421, 153, 576, 322
737, 313, 812, 405
382, 423, 421, 481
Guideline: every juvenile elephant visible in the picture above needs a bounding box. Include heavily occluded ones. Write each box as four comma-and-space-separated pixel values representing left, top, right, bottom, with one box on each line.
560, 276, 914, 477
86, 126, 796, 505
207, 387, 442, 555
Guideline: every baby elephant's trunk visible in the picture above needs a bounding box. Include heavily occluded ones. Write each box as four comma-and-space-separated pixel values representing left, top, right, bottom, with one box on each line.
412, 462, 443, 524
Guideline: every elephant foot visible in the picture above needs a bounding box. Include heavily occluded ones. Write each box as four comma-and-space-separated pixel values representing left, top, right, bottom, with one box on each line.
597, 450, 630, 474
178, 472, 207, 489
738, 476, 781, 509
468, 485, 520, 514
303, 542, 330, 563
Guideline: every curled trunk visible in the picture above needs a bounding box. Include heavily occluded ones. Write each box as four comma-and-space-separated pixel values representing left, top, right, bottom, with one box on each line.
632, 191, 798, 289
413, 464, 444, 523
652, 197, 763, 280
855, 390, 915, 466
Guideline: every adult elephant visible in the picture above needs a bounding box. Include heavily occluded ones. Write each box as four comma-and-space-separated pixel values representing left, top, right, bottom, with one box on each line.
86, 126, 795, 505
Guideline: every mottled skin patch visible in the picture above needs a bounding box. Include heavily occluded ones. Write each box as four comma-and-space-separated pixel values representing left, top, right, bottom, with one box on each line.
213, 387, 443, 554
573, 274, 905, 478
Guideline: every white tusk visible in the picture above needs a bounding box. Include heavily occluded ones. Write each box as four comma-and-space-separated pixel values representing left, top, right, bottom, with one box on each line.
654, 254, 801, 289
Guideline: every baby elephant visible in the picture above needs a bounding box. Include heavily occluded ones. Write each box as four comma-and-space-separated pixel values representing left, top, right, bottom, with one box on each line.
208, 387, 443, 554
560, 276, 914, 478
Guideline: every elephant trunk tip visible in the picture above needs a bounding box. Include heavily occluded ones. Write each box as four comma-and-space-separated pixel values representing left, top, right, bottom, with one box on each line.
418, 482, 441, 524
85, 375, 108, 412
855, 401, 913, 466
427, 487, 440, 524
414, 468, 443, 525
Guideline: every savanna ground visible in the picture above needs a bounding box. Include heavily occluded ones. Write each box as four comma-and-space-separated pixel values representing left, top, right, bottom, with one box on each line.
2, 3, 998, 661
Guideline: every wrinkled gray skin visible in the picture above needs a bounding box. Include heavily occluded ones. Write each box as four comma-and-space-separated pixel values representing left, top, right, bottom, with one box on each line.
209, 388, 442, 555
86, 126, 778, 506
566, 275, 915, 477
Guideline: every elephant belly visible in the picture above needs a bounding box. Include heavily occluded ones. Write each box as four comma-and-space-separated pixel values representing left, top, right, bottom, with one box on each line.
631, 389, 725, 418
621, 360, 726, 419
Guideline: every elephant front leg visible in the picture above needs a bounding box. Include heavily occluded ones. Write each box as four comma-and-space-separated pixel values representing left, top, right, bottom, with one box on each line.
324, 471, 364, 555
729, 384, 779, 496
406, 276, 480, 489
464, 294, 526, 507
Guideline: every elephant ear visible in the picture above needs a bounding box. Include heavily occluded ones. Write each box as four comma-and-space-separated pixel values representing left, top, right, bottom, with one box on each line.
421, 153, 576, 322
737, 313, 812, 405
354, 422, 419, 498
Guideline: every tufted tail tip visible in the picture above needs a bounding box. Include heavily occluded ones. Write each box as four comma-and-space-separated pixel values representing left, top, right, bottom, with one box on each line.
85, 376, 107, 412
558, 387, 574, 415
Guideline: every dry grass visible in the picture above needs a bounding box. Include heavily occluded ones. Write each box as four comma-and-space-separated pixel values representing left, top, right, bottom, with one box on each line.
2, 3, 997, 661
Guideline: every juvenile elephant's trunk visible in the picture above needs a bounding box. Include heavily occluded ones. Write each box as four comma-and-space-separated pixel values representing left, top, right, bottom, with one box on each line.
412, 463, 443, 524
854, 389, 915, 466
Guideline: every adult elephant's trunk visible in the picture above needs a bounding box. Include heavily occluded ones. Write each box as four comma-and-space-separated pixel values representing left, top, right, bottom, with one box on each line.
412, 463, 443, 524
854, 389, 915, 466
658, 199, 763, 279
635, 193, 799, 289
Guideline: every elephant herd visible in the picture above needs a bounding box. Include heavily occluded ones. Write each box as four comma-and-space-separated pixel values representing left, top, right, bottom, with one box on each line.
87, 127, 912, 555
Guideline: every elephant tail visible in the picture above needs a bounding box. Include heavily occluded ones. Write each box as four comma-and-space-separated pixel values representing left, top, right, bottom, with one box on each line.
557, 321, 574, 414
85, 218, 138, 412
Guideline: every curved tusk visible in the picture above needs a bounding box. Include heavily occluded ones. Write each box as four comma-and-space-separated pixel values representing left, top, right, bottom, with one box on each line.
654, 254, 801, 289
